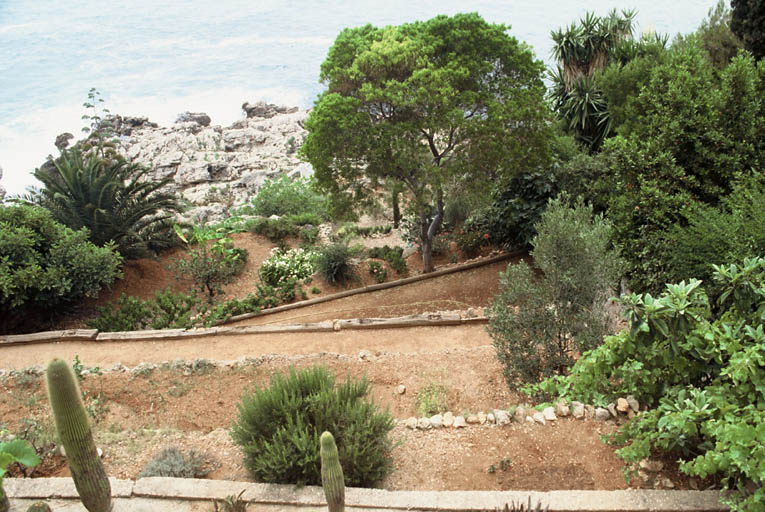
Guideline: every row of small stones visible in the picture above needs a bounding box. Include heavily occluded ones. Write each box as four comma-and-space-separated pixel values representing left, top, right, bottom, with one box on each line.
400, 395, 642, 431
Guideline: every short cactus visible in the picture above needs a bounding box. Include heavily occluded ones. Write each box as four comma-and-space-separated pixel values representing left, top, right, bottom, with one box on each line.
320, 431, 344, 512
26, 502, 52, 512
46, 358, 112, 512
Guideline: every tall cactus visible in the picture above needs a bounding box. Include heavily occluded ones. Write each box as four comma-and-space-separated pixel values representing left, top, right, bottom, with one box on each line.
320, 431, 344, 512
46, 358, 112, 512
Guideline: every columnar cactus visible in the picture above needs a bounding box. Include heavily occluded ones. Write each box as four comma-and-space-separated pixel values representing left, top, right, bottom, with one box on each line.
46, 358, 112, 512
320, 431, 344, 512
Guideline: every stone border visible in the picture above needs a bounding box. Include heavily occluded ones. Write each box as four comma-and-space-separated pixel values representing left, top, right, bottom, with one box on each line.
0, 252, 515, 347
0, 313, 486, 346
5, 477, 727, 511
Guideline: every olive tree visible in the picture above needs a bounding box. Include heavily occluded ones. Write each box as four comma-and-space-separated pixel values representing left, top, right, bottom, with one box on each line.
300, 13, 551, 272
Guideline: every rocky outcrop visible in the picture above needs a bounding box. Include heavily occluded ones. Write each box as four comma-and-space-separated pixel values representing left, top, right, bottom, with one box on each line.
0, 164, 5, 200
241, 100, 299, 119
105, 115, 158, 137
113, 102, 312, 225
175, 112, 211, 127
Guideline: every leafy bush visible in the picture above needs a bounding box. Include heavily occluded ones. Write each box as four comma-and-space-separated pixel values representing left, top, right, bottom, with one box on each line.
172, 228, 248, 299
367, 260, 387, 283
138, 447, 209, 478
487, 195, 622, 390
230, 365, 394, 487
366, 245, 407, 275
536, 257, 765, 511
0, 205, 122, 331
315, 243, 353, 285
259, 248, 317, 288
244, 175, 328, 219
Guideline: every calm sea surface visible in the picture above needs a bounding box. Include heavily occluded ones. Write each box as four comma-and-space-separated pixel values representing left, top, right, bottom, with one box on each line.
0, 0, 716, 195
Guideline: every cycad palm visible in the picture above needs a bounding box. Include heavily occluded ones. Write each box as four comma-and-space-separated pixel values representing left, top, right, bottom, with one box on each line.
28, 147, 181, 258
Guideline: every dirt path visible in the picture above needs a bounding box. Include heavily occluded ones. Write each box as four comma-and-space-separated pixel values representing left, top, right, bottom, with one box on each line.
0, 324, 492, 371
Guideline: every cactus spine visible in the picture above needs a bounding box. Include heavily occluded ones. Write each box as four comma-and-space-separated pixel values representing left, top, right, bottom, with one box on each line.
320, 431, 344, 512
46, 358, 112, 512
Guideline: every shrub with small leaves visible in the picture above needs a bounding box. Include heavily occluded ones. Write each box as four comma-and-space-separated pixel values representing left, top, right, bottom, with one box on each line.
231, 365, 394, 487
487, 195, 623, 390
138, 447, 209, 478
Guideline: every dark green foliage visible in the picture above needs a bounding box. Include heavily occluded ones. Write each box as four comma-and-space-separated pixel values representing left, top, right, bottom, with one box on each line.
731, 0, 765, 59
487, 196, 622, 390
138, 447, 209, 478
365, 245, 407, 275
602, 48, 764, 292
27, 147, 182, 259
669, 174, 765, 286
243, 175, 328, 219
301, 13, 551, 273
536, 258, 765, 511
230, 365, 394, 487
481, 170, 558, 250
0, 205, 122, 332
46, 358, 111, 512
315, 243, 353, 285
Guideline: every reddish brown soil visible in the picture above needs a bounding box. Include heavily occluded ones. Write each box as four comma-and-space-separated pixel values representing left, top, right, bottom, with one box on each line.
0, 232, 691, 492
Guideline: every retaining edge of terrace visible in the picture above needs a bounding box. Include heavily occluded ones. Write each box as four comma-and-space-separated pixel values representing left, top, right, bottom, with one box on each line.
5, 477, 729, 511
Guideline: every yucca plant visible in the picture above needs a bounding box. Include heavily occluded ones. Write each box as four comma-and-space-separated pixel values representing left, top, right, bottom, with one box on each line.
549, 9, 636, 151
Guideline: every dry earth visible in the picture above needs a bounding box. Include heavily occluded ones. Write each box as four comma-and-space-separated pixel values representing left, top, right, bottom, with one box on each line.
0, 230, 694, 493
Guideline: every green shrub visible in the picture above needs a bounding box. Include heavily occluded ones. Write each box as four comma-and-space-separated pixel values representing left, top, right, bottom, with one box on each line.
668, 173, 765, 286
138, 447, 209, 478
173, 243, 247, 300
245, 175, 328, 219
259, 248, 317, 287
230, 365, 394, 487
365, 245, 407, 275
535, 257, 765, 511
487, 195, 622, 390
0, 205, 122, 331
315, 243, 353, 285
367, 260, 387, 283
87, 289, 200, 331
299, 224, 320, 248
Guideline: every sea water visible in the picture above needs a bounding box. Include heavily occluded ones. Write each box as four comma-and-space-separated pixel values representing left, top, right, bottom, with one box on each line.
0, 0, 716, 195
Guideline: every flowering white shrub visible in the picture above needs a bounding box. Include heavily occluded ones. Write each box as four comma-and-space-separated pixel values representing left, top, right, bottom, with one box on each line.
259, 247, 317, 287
